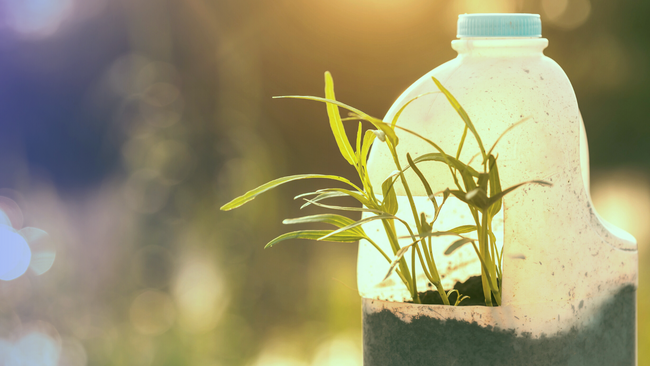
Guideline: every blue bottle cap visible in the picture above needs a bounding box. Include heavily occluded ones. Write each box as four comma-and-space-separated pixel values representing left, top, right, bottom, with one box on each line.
457, 13, 542, 38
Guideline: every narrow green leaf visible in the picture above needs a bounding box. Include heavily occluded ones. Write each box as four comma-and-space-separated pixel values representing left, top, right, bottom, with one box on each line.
390, 92, 439, 128
274, 95, 360, 113
382, 174, 399, 215
360, 130, 376, 166
383, 241, 418, 281
447, 288, 471, 306
447, 189, 471, 205
487, 154, 503, 218
355, 122, 363, 162
220, 174, 361, 211
460, 171, 478, 193
275, 95, 398, 147
372, 130, 386, 142
467, 152, 481, 167
477, 173, 489, 192
487, 180, 553, 208
400, 230, 466, 240
444, 237, 475, 255
265, 230, 364, 249
391, 125, 465, 189
424, 188, 453, 223
299, 191, 347, 209
324, 71, 357, 166
302, 198, 386, 215
487, 117, 530, 158
358, 131, 377, 199
454, 293, 471, 306
359, 130, 376, 197
447, 288, 459, 299
466, 188, 490, 210
420, 212, 432, 234
456, 125, 469, 160
393, 126, 448, 161
283, 214, 366, 236
370, 122, 399, 148
310, 188, 375, 208
448, 225, 477, 234
296, 187, 374, 209
294, 191, 319, 200
407, 153, 434, 200
442, 188, 451, 202
294, 191, 337, 200
434, 197, 445, 223
407, 153, 440, 221
411, 153, 478, 175
414, 152, 478, 192
283, 213, 356, 226
318, 214, 394, 241
431, 77, 486, 162
489, 230, 497, 248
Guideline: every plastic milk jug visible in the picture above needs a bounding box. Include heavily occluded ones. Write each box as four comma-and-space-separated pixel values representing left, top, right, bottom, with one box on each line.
357, 13, 637, 339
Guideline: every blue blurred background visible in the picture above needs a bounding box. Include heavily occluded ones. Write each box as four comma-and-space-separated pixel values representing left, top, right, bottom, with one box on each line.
0, 0, 648, 364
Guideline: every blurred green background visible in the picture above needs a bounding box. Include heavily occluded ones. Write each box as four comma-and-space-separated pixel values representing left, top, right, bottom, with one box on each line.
0, 0, 648, 364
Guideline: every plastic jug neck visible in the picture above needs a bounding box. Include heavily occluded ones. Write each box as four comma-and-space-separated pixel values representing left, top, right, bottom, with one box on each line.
451, 38, 548, 57
453, 14, 547, 56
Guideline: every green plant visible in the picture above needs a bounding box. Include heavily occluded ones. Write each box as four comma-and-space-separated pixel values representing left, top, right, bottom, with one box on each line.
221, 72, 550, 306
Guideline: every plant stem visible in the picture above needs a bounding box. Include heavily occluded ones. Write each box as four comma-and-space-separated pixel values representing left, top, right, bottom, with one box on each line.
389, 147, 451, 304
380, 218, 414, 296
365, 237, 394, 264
479, 210, 493, 306
411, 240, 420, 303
389, 149, 421, 232
419, 238, 450, 305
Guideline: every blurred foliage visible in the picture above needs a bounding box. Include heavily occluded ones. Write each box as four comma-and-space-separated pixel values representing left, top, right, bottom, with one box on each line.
0, 0, 648, 365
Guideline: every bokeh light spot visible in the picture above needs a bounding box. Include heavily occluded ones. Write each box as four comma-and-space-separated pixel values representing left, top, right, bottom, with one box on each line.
541, 0, 569, 21
591, 170, 650, 247
2, 0, 74, 37
0, 226, 32, 281
6, 332, 60, 366
0, 197, 24, 230
0, 211, 11, 228
252, 355, 309, 366
542, 0, 591, 30
18, 227, 56, 276
173, 253, 228, 333
0, 339, 13, 362
251, 334, 312, 366
129, 290, 176, 336
311, 332, 362, 366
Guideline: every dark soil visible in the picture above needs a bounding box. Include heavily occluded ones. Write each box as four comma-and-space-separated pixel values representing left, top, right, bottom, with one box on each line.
363, 285, 636, 366
416, 276, 496, 305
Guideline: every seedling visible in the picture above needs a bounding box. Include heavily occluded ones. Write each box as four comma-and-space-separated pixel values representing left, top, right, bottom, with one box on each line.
221, 72, 550, 305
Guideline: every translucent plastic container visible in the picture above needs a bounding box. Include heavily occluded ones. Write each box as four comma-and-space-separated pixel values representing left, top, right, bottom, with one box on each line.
358, 13, 637, 338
